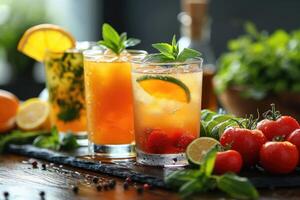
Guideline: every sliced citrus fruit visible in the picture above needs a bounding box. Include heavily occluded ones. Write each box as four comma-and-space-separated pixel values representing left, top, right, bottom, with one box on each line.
16, 98, 51, 131
136, 75, 190, 103
186, 137, 219, 166
0, 90, 19, 133
18, 24, 76, 62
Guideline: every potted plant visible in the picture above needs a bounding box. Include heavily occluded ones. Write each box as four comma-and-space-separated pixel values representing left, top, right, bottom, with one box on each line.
214, 23, 300, 119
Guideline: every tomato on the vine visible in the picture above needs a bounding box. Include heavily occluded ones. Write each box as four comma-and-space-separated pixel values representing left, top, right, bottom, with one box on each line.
287, 129, 300, 155
259, 141, 298, 174
257, 104, 300, 140
213, 150, 243, 175
220, 127, 267, 166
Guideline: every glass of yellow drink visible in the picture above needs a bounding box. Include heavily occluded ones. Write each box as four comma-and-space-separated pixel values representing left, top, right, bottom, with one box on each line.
131, 57, 203, 166
83, 49, 147, 158
44, 42, 97, 144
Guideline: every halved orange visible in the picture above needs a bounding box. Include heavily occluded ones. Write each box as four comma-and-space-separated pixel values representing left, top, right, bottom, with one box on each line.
136, 75, 191, 103
17, 24, 76, 62
0, 90, 19, 133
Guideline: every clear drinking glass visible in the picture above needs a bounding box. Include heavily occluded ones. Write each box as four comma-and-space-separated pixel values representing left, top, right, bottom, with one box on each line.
131, 57, 203, 166
44, 42, 97, 145
83, 49, 147, 158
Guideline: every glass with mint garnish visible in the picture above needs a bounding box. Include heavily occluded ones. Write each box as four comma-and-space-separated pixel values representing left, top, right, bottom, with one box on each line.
131, 35, 203, 166
83, 23, 147, 158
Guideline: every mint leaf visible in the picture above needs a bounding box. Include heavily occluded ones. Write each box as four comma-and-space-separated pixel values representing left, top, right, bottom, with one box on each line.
125, 38, 141, 48
217, 173, 259, 200
152, 43, 175, 59
98, 23, 140, 54
179, 179, 204, 198
200, 146, 217, 176
33, 126, 79, 151
165, 169, 201, 189
33, 127, 60, 151
102, 23, 120, 45
0, 130, 49, 153
60, 133, 79, 151
177, 48, 201, 62
151, 35, 201, 62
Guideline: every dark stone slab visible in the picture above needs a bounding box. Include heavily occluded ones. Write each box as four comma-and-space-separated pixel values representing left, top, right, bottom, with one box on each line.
7, 144, 300, 189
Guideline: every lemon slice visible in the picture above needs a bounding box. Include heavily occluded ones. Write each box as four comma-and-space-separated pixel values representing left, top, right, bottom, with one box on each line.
17, 24, 76, 62
16, 98, 51, 131
186, 137, 219, 166
136, 75, 191, 103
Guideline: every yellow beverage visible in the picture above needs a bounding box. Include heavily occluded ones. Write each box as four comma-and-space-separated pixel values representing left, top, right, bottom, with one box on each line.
83, 50, 146, 157
131, 58, 203, 166
44, 50, 86, 134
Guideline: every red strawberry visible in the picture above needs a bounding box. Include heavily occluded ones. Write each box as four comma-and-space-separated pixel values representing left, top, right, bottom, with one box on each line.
146, 129, 170, 154
176, 134, 196, 151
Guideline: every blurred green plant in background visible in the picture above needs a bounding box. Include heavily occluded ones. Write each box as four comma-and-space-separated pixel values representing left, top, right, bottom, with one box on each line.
215, 22, 300, 100
0, 0, 47, 82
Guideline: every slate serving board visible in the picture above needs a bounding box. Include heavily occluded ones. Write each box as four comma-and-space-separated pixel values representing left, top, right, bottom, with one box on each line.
7, 144, 300, 189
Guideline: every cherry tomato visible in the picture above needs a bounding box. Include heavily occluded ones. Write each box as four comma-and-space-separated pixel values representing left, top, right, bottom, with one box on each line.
259, 141, 298, 174
257, 116, 300, 141
220, 127, 267, 166
213, 150, 243, 175
287, 129, 300, 154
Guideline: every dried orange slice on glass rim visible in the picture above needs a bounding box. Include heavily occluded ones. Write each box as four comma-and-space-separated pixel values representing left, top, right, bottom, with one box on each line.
17, 24, 76, 62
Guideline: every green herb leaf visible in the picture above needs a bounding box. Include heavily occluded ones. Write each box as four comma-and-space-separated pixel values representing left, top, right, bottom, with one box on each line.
179, 179, 204, 198
125, 38, 141, 48
152, 43, 175, 59
177, 48, 201, 62
151, 34, 201, 62
33, 126, 79, 151
0, 130, 49, 153
217, 173, 259, 200
200, 146, 217, 176
60, 133, 80, 151
102, 23, 120, 45
33, 127, 60, 151
165, 169, 201, 189
98, 23, 140, 54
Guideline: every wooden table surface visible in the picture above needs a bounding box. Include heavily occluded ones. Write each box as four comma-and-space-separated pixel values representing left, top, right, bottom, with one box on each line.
1, 154, 300, 200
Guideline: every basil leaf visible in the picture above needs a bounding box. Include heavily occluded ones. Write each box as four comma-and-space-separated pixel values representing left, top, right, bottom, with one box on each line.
60, 133, 79, 151
200, 146, 217, 176
152, 43, 175, 59
165, 169, 201, 189
217, 173, 259, 200
177, 48, 201, 62
125, 38, 141, 48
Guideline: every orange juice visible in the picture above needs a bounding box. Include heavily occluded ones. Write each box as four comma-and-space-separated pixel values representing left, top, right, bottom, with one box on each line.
131, 58, 203, 166
45, 50, 86, 134
83, 50, 146, 158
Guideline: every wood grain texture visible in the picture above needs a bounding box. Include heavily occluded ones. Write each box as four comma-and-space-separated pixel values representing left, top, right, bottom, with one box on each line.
1, 154, 300, 199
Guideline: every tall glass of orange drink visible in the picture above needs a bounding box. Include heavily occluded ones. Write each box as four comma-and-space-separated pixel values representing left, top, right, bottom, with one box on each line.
44, 42, 97, 144
83, 49, 146, 158
131, 57, 203, 166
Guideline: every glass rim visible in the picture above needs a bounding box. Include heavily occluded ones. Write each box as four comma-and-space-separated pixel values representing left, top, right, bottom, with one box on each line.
83, 49, 147, 58
45, 41, 99, 55
132, 54, 203, 66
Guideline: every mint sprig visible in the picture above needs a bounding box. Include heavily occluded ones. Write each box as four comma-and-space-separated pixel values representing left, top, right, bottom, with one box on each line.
149, 35, 201, 62
165, 147, 258, 199
98, 23, 141, 55
33, 126, 79, 151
